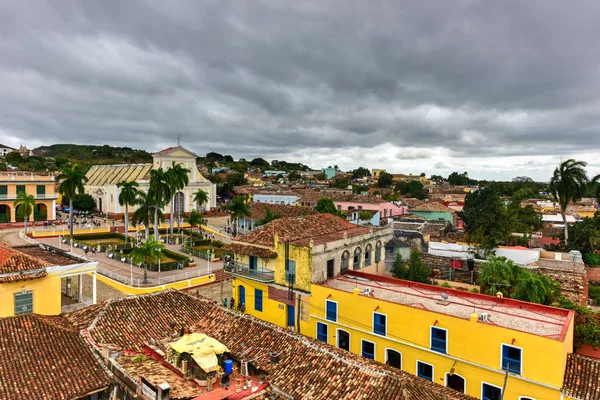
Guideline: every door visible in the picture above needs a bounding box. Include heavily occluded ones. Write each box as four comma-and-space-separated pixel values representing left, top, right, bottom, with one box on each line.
337, 329, 350, 351
386, 349, 402, 369
446, 374, 465, 393
287, 305, 295, 329
327, 259, 334, 279
238, 285, 246, 306
249, 256, 258, 272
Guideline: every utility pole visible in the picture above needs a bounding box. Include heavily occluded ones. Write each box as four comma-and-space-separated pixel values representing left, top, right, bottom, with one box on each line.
500, 362, 509, 400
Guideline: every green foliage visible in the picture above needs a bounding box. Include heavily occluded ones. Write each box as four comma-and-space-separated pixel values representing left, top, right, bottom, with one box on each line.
316, 172, 328, 181
72, 193, 96, 211
447, 171, 475, 186
430, 174, 444, 182
563, 212, 600, 254
187, 210, 203, 228
511, 187, 539, 202
507, 200, 543, 234
249, 157, 270, 169
391, 249, 430, 284
226, 172, 248, 187
315, 197, 343, 217
470, 287, 480, 293
359, 210, 374, 221
377, 172, 394, 188
351, 167, 370, 179
130, 235, 164, 267
13, 191, 36, 234
583, 252, 600, 267
588, 284, 600, 306
395, 180, 426, 200
459, 188, 510, 257
257, 208, 280, 225
477, 257, 516, 297
193, 189, 209, 210
513, 272, 560, 305
288, 171, 302, 181
206, 152, 224, 161
331, 177, 349, 189
441, 282, 452, 288
226, 196, 251, 235
554, 296, 600, 350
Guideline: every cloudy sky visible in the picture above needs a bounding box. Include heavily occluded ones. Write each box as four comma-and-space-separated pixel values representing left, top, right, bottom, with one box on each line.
1, 1, 599, 181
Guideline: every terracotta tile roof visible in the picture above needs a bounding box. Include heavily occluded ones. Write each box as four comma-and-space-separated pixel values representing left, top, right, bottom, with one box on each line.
562, 353, 600, 400
247, 202, 318, 221
294, 189, 388, 205
411, 202, 456, 213
69, 291, 475, 400
0, 243, 51, 283
0, 314, 109, 400
403, 198, 425, 208
222, 243, 278, 258
236, 213, 370, 247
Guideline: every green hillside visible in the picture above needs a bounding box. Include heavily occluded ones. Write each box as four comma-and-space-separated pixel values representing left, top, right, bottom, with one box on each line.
34, 144, 152, 164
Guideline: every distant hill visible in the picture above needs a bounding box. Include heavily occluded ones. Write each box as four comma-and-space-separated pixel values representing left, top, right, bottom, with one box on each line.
34, 144, 153, 165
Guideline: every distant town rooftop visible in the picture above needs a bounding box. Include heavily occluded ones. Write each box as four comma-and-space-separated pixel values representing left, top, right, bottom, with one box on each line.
322, 271, 573, 341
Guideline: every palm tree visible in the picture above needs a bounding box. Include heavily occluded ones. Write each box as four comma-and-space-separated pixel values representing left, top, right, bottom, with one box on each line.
57, 164, 88, 239
129, 235, 164, 284
13, 191, 35, 235
226, 195, 251, 236
193, 189, 209, 212
149, 168, 171, 240
549, 159, 589, 245
166, 162, 190, 237
117, 181, 139, 243
257, 208, 280, 226
131, 190, 158, 240
186, 210, 203, 245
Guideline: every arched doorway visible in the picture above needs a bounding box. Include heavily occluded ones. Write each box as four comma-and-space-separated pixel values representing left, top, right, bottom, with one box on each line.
238, 285, 246, 307
341, 251, 350, 275
0, 204, 10, 223
34, 203, 47, 221
445, 373, 466, 393
364, 244, 372, 266
174, 191, 185, 215
375, 241, 382, 263
385, 349, 402, 369
353, 247, 362, 270
15, 204, 27, 223
337, 329, 350, 351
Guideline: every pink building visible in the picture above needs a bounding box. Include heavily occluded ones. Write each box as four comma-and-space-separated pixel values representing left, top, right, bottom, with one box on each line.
334, 200, 407, 219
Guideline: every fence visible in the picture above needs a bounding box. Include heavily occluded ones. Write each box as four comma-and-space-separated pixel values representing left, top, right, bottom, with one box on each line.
96, 265, 210, 287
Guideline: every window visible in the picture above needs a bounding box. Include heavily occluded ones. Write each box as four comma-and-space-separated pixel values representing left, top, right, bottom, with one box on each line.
285, 260, 296, 284
482, 382, 502, 400
501, 344, 522, 374
353, 248, 362, 270
16, 185, 25, 195
14, 291, 33, 315
373, 312, 386, 336
110, 194, 114, 203
364, 244, 372, 266
341, 252, 350, 275
326, 300, 337, 322
0, 185, 7, 197
361, 340, 375, 359
431, 327, 447, 354
337, 205, 342, 210
417, 361, 433, 381
36, 185, 45, 196
316, 322, 328, 343
254, 289, 263, 312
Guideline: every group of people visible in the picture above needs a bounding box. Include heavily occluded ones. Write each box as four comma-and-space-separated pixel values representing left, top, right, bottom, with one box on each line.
222, 297, 245, 313
42, 216, 105, 229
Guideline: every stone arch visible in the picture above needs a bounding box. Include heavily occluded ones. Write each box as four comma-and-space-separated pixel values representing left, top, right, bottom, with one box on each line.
364, 243, 373, 266
341, 250, 350, 275
0, 204, 11, 223
34, 203, 47, 221
353, 247, 362, 270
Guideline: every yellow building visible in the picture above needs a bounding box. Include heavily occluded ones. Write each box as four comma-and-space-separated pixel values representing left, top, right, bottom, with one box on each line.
0, 172, 58, 223
302, 270, 575, 400
0, 243, 98, 317
371, 169, 387, 179
223, 213, 392, 329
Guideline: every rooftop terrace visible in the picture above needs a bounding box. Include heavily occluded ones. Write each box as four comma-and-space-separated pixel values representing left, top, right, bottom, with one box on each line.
322, 271, 572, 340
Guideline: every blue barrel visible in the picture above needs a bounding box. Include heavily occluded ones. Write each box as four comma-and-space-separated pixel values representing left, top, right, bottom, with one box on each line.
224, 359, 233, 375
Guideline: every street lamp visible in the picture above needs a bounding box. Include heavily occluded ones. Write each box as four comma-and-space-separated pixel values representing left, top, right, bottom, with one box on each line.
207, 249, 212, 274
130, 258, 133, 285
158, 247, 161, 273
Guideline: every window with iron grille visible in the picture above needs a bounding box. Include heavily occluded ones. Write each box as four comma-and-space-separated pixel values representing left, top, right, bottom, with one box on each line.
501, 344, 522, 374
14, 291, 33, 315
326, 300, 337, 322
316, 322, 328, 343
373, 313, 386, 336
431, 327, 447, 354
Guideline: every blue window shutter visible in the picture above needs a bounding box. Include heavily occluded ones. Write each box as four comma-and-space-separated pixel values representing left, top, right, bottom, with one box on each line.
317, 322, 327, 342
326, 301, 337, 322
254, 289, 263, 312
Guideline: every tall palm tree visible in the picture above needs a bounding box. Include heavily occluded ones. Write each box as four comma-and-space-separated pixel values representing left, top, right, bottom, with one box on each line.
132, 190, 163, 240
149, 168, 171, 240
13, 191, 35, 235
129, 235, 164, 284
193, 189, 209, 212
257, 208, 280, 226
186, 210, 203, 245
117, 180, 139, 243
166, 162, 190, 237
549, 159, 589, 245
57, 164, 88, 239
226, 195, 251, 236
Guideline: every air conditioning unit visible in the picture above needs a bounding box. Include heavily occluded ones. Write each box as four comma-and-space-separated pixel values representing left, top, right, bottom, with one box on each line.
478, 313, 489, 323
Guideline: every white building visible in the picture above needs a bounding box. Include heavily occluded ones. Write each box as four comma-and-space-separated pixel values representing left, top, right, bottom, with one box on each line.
0, 144, 16, 157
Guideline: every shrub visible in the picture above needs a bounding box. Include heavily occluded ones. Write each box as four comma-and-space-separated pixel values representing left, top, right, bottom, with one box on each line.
441, 282, 452, 288
470, 288, 480, 293
583, 252, 600, 267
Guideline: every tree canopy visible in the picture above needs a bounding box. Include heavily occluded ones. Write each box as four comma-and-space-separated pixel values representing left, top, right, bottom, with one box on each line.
377, 172, 394, 188
351, 167, 370, 179
395, 180, 426, 199
315, 197, 342, 217
390, 249, 430, 284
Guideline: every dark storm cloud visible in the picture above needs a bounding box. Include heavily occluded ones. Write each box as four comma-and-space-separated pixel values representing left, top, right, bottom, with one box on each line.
1, 0, 600, 174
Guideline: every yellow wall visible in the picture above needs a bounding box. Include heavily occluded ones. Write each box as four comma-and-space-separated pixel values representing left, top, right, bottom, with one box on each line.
0, 180, 56, 222
302, 284, 572, 400
273, 238, 312, 292
94, 272, 214, 295
231, 277, 289, 329
0, 275, 61, 317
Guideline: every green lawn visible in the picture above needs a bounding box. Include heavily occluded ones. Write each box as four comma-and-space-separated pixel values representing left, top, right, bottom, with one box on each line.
80, 238, 127, 246
192, 245, 225, 257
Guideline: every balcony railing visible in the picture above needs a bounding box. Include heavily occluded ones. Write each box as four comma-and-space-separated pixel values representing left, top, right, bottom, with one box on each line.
224, 262, 275, 282
0, 194, 58, 200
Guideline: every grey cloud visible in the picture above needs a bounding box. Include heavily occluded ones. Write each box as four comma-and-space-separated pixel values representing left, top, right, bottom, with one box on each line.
1, 0, 600, 179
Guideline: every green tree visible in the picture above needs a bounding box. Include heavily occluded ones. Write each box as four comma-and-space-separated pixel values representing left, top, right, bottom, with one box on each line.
511, 187, 538, 202
226, 172, 248, 187
226, 196, 251, 236
359, 210, 374, 221
447, 171, 471, 186
549, 159, 589, 245
5, 152, 23, 166
72, 193, 96, 211
351, 167, 370, 179
391, 249, 429, 283
186, 210, 203, 243
513, 272, 560, 305
315, 197, 342, 216
130, 235, 164, 284
13, 191, 35, 235
132, 190, 155, 239
554, 296, 600, 350
378, 172, 394, 188
57, 164, 88, 239
316, 172, 328, 181
395, 180, 426, 199
117, 180, 139, 243
507, 200, 543, 234
250, 157, 270, 169
55, 156, 70, 169
288, 171, 301, 181
257, 208, 280, 226
477, 257, 518, 297
148, 168, 171, 239
458, 188, 510, 257
166, 162, 190, 237
193, 189, 209, 212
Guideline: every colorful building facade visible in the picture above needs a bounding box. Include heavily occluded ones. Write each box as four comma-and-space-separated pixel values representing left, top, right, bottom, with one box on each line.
0, 173, 58, 223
